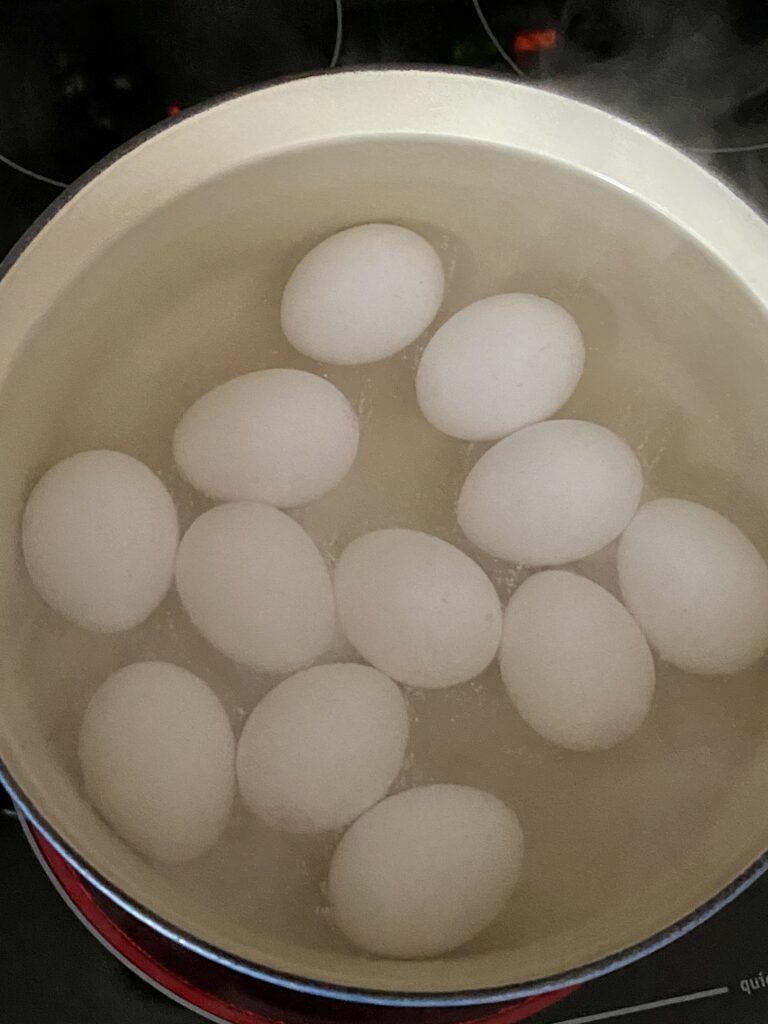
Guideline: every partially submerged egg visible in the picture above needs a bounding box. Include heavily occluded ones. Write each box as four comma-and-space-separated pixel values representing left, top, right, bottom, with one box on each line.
175, 502, 336, 674
458, 420, 643, 566
236, 663, 408, 833
173, 369, 359, 507
500, 571, 655, 750
416, 293, 585, 441
281, 223, 445, 365
78, 661, 235, 862
618, 498, 768, 674
22, 450, 179, 632
328, 784, 524, 958
334, 528, 501, 689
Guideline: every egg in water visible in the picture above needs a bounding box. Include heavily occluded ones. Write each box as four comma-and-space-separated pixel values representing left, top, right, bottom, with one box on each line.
618, 498, 768, 674
458, 419, 643, 566
173, 369, 359, 507
236, 663, 408, 833
175, 502, 336, 674
78, 661, 235, 862
500, 571, 655, 751
334, 528, 501, 689
22, 450, 179, 632
416, 293, 585, 441
328, 784, 524, 958
280, 223, 445, 365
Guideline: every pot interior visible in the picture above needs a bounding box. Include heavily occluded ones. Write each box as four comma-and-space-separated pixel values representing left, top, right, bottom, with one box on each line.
1, 75, 768, 998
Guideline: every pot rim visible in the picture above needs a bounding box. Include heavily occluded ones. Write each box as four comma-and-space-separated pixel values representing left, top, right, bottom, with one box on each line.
2, 65, 768, 1008
19, 811, 578, 1023
6, 769, 768, 1007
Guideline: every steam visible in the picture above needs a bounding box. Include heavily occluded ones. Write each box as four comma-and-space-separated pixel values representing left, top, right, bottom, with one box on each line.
545, 0, 768, 152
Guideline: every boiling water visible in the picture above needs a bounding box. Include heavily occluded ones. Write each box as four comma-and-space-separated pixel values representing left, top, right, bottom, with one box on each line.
5, 139, 768, 974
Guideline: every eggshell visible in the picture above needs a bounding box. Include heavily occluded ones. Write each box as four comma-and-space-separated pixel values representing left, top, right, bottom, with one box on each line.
618, 498, 768, 674
237, 663, 408, 833
22, 450, 179, 632
328, 784, 524, 958
79, 661, 235, 862
334, 528, 501, 689
281, 224, 444, 365
458, 420, 643, 566
500, 571, 655, 750
175, 502, 336, 673
174, 369, 359, 507
416, 294, 584, 441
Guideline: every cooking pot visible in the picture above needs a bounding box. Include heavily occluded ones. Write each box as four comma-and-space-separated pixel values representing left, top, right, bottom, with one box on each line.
2, 68, 768, 1010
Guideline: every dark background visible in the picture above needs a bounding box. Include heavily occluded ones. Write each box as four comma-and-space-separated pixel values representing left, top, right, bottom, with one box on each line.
4, 2, 768, 1021
4, 0, 768, 213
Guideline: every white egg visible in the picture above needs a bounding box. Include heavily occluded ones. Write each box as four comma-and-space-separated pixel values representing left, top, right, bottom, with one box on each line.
22, 450, 179, 633
280, 224, 445, 365
618, 498, 768, 674
416, 294, 585, 441
334, 529, 501, 689
173, 369, 359, 507
78, 662, 235, 862
500, 571, 655, 751
236, 663, 408, 834
328, 784, 523, 958
458, 420, 643, 566
175, 503, 336, 673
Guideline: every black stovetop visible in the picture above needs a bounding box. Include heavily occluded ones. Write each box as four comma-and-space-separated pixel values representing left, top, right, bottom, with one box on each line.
3, 2, 768, 1022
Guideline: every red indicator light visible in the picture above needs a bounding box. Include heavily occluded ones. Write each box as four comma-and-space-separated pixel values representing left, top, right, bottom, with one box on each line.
513, 29, 558, 54
167, 103, 182, 117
